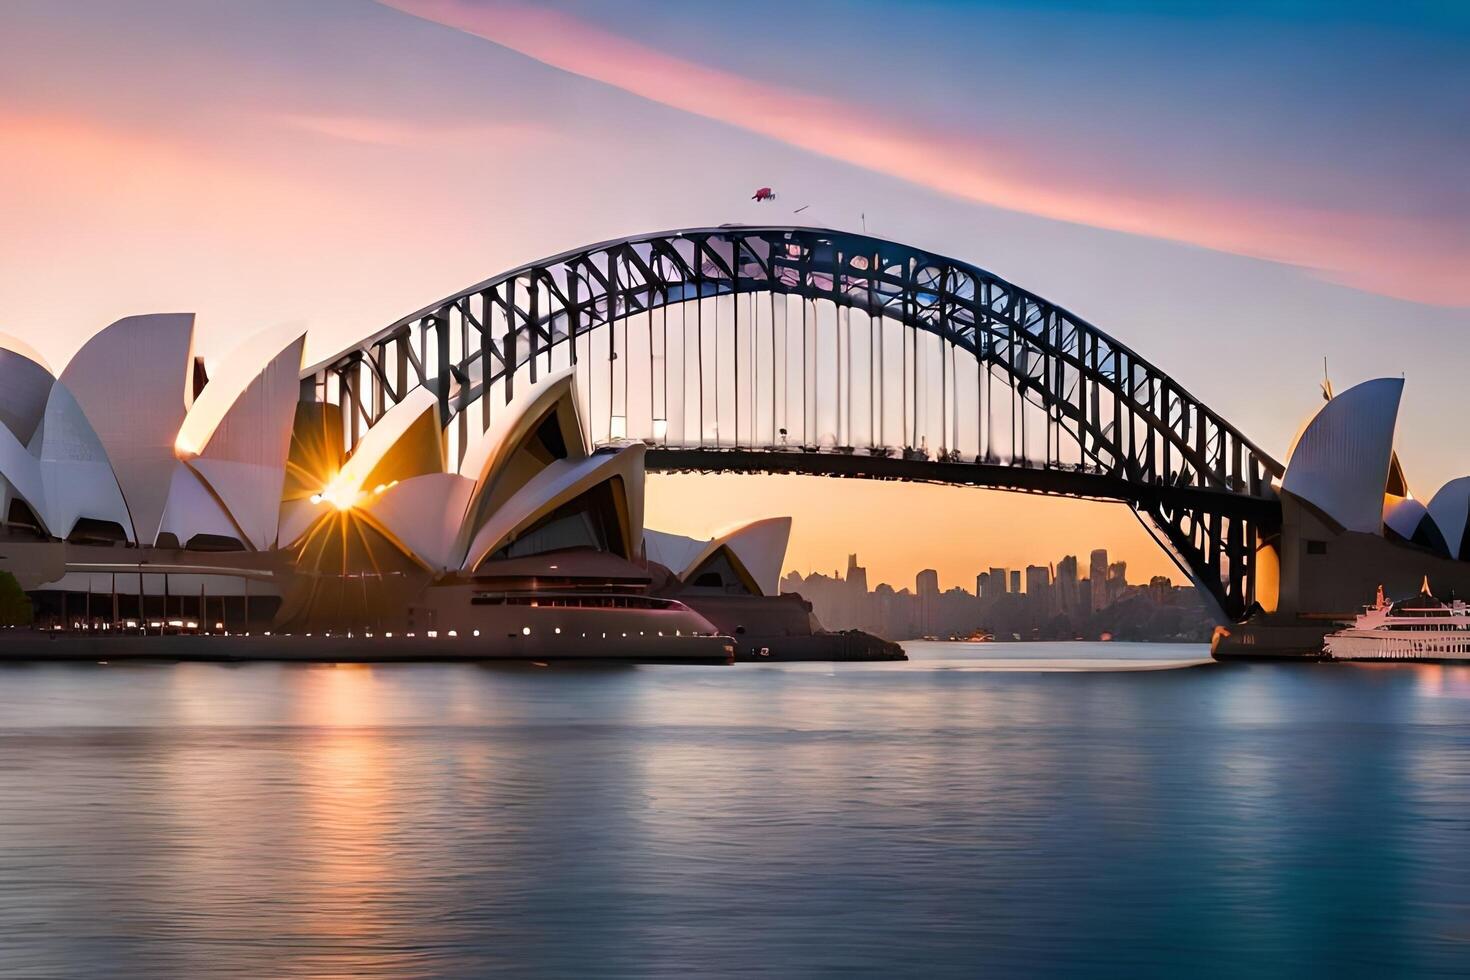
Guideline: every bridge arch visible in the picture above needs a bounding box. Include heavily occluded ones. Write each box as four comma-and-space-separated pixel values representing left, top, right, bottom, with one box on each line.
304, 226, 1283, 621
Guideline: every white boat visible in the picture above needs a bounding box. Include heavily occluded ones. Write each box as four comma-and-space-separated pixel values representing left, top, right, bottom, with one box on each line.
1324, 580, 1470, 662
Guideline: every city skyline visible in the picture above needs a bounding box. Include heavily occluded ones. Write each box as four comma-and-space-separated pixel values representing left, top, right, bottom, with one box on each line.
785, 543, 1212, 642
788, 544, 1136, 600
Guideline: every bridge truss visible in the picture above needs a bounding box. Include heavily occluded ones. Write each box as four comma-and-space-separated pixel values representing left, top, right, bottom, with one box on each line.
303, 227, 1283, 621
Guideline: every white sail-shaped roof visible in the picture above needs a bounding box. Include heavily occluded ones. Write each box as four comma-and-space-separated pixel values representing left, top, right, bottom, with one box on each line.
277, 401, 347, 549
457, 368, 586, 550
0, 333, 52, 375
361, 472, 475, 572
284, 387, 448, 554
461, 443, 645, 572
0, 334, 55, 447
1428, 477, 1470, 560
185, 460, 290, 549
644, 529, 709, 576
33, 381, 134, 541
320, 387, 442, 510
1281, 377, 1402, 534
277, 497, 320, 551
175, 325, 305, 456
156, 464, 243, 548
1383, 495, 1429, 541
651, 517, 793, 596
713, 517, 792, 597
0, 336, 54, 533
60, 313, 196, 544
0, 421, 48, 535
175, 326, 306, 549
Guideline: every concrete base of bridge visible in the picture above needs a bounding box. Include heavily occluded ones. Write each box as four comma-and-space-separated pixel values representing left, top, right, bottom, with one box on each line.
1210, 620, 1334, 661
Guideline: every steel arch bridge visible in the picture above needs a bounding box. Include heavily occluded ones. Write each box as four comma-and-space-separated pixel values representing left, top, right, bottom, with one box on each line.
303, 226, 1283, 622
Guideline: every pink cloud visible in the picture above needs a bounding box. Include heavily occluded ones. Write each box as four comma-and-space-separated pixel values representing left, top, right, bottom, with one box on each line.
379, 0, 1469, 307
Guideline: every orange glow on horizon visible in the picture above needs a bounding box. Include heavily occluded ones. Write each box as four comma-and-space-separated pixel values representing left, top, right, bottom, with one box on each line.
645, 473, 1181, 593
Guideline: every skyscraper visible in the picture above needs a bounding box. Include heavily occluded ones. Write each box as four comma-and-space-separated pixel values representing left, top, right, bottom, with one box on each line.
1090, 549, 1109, 611
1009, 569, 1021, 594
916, 569, 940, 635
1026, 565, 1052, 617
976, 571, 990, 598
841, 554, 870, 629
1107, 561, 1129, 605
989, 567, 1008, 595
1055, 555, 1079, 614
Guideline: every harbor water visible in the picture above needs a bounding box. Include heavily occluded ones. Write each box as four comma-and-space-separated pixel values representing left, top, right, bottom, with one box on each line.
1, 642, 1468, 977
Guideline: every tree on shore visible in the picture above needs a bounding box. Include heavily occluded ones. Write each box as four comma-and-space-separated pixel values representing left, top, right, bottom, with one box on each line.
0, 571, 33, 626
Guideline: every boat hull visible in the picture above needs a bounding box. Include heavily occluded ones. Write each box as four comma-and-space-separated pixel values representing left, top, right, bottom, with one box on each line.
1325, 630, 1470, 662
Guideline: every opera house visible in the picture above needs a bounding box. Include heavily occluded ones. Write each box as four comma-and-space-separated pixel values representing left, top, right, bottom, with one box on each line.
0, 315, 834, 660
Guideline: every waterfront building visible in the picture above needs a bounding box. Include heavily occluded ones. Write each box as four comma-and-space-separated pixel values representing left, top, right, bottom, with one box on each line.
1009, 570, 1021, 594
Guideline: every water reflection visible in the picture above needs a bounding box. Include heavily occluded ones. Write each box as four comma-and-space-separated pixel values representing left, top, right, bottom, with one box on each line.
1402, 662, 1470, 699
0, 647, 1467, 976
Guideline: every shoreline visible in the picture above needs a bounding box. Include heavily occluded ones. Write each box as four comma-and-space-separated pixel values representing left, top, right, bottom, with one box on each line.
0, 631, 737, 665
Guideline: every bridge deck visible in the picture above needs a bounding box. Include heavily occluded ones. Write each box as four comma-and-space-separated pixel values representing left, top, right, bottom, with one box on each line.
645, 447, 1280, 521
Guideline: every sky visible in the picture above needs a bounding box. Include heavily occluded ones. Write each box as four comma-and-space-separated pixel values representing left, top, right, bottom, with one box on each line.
1, 0, 1466, 591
